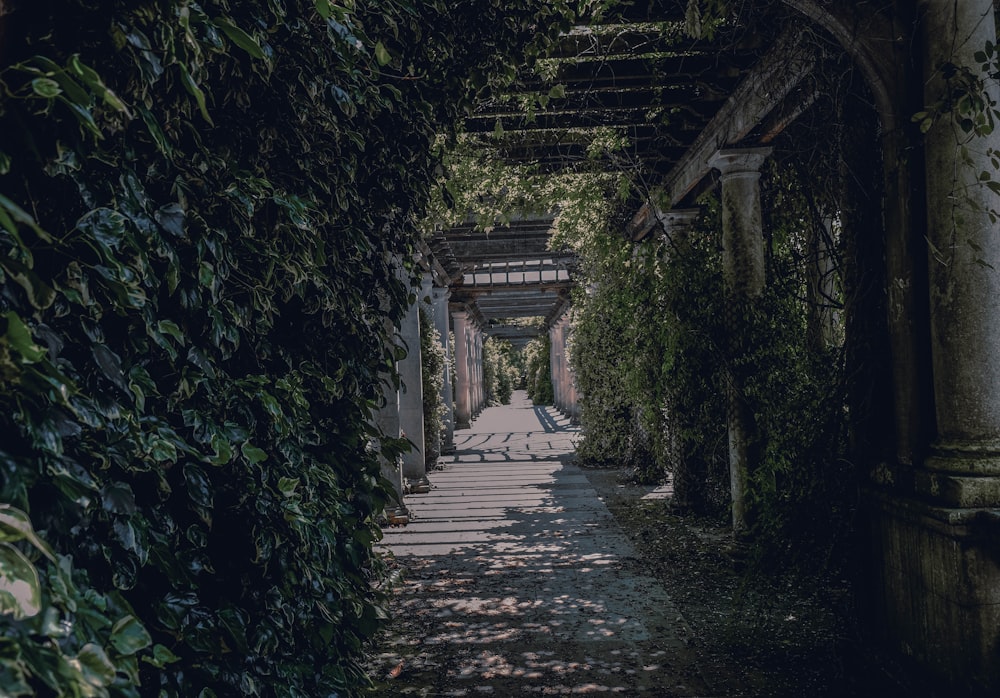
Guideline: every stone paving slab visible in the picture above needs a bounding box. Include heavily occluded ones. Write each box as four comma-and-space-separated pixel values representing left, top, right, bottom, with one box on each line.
369, 393, 723, 696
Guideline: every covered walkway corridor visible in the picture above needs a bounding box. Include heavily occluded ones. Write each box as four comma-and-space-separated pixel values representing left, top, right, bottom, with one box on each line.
369, 391, 712, 696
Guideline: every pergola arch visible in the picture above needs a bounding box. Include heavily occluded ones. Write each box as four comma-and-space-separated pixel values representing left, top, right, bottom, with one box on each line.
404, 3, 1000, 691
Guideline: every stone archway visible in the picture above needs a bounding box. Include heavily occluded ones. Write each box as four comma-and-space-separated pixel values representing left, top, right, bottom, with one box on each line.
781, 1, 1000, 691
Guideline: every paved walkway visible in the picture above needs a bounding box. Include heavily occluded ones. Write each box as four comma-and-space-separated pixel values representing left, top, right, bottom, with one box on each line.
369, 391, 717, 696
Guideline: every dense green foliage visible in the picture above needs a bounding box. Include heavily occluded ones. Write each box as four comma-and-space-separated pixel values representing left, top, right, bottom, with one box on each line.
0, 1, 604, 695
523, 334, 553, 405
482, 337, 518, 406
567, 167, 854, 565
419, 305, 445, 468
571, 233, 673, 477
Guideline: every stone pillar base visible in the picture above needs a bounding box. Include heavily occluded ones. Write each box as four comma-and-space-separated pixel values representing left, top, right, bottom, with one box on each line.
407, 476, 431, 494
385, 505, 410, 527
918, 443, 1000, 507
863, 487, 1000, 695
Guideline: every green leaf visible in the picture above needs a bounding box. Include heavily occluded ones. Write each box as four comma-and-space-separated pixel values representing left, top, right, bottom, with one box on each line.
68, 54, 130, 114
214, 17, 267, 60
0, 505, 56, 561
75, 643, 116, 687
199, 261, 215, 288
183, 464, 214, 509
150, 437, 178, 463
110, 614, 153, 656
0, 192, 52, 242
374, 41, 392, 67
61, 97, 102, 139
315, 0, 332, 18
278, 477, 299, 497
143, 643, 181, 668
240, 442, 268, 464
28, 55, 89, 104
138, 105, 173, 157
1, 311, 47, 364
154, 202, 186, 238
178, 62, 213, 126
31, 77, 62, 98
0, 542, 42, 620
157, 319, 185, 343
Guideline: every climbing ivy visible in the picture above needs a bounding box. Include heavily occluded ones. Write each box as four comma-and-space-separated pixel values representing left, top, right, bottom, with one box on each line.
419, 305, 445, 469
523, 334, 553, 405
482, 337, 518, 406
567, 162, 854, 571
0, 1, 605, 695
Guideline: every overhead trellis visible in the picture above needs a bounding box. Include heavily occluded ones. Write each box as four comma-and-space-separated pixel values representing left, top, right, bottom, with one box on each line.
433, 2, 784, 330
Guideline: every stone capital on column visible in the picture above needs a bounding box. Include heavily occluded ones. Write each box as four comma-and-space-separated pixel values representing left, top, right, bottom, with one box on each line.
655, 208, 700, 253
708, 147, 773, 179
655, 207, 701, 232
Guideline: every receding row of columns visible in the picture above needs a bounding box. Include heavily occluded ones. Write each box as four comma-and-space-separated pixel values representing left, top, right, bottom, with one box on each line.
377, 278, 496, 513
548, 310, 580, 422
698, 0, 1000, 526
451, 307, 487, 428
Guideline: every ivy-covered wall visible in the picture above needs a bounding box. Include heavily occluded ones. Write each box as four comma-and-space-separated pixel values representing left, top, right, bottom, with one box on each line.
568, 161, 857, 569
0, 1, 593, 695
419, 305, 445, 469
482, 337, 518, 406
523, 334, 553, 405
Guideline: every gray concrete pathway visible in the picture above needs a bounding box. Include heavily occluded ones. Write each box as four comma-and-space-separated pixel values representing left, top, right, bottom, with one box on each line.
369, 391, 716, 696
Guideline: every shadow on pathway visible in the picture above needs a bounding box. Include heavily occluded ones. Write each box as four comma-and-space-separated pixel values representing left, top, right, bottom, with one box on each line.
368, 391, 720, 696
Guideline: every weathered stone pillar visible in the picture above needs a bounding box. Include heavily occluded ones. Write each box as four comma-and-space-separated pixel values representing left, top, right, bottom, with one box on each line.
864, 3, 1000, 692
558, 317, 570, 415
452, 308, 472, 429
432, 287, 455, 452
806, 217, 840, 350
374, 371, 407, 523
920, 0, 1000, 497
470, 326, 481, 414
480, 331, 487, 409
559, 316, 571, 415
708, 147, 772, 535
565, 312, 582, 424
657, 208, 701, 495
398, 286, 428, 492
548, 321, 561, 411
476, 329, 485, 412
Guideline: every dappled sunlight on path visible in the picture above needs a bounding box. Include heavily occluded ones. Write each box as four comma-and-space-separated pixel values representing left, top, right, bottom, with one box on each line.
369, 392, 717, 696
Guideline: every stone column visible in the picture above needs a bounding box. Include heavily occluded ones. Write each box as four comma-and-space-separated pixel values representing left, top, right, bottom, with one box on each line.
708, 147, 772, 535
432, 287, 455, 452
548, 321, 561, 410
559, 317, 570, 414
919, 0, 1000, 501
471, 324, 479, 414
475, 329, 485, 413
374, 367, 408, 524
558, 318, 568, 414
657, 208, 702, 490
452, 308, 472, 429
864, 5, 1000, 689
563, 313, 581, 423
806, 217, 840, 351
398, 287, 428, 493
